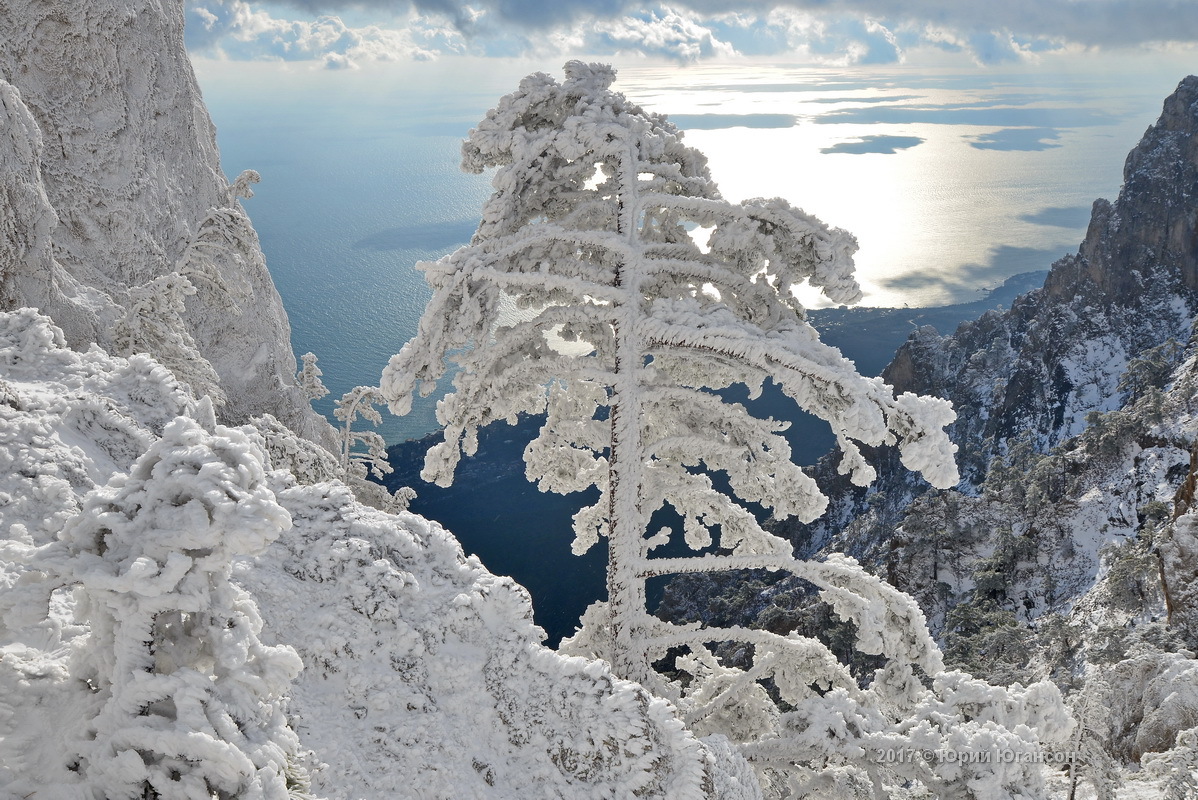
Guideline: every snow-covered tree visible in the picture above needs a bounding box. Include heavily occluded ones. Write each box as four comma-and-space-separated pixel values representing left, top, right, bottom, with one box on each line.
45, 417, 308, 799
113, 169, 260, 408
334, 385, 391, 481
1067, 672, 1120, 800
296, 352, 330, 401
381, 59, 957, 682
373, 63, 1076, 796
116, 271, 227, 407
333, 385, 414, 512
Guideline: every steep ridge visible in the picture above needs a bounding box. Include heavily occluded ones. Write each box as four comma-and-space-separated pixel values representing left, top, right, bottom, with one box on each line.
780, 74, 1198, 558
0, 1, 325, 440
887, 75, 1198, 475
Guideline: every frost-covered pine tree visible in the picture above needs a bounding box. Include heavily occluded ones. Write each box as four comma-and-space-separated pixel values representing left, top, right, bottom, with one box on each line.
382, 61, 958, 684
113, 170, 259, 408
332, 385, 414, 512
334, 385, 391, 481
296, 352, 330, 401
116, 271, 227, 407
47, 417, 308, 799
1067, 673, 1120, 800
378, 61, 1074, 798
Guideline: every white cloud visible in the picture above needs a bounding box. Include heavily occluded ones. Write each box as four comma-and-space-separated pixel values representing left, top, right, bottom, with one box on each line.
185, 1, 456, 67
590, 8, 737, 62
185, 0, 1198, 66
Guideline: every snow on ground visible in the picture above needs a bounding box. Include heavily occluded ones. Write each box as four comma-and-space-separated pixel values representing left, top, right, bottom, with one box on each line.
0, 309, 760, 799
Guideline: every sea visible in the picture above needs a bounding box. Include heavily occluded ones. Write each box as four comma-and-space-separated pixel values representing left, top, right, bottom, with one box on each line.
193, 55, 1193, 643
194, 55, 1190, 445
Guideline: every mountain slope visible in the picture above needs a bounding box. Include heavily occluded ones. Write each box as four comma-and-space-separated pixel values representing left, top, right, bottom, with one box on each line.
887, 75, 1198, 474
757, 74, 1198, 561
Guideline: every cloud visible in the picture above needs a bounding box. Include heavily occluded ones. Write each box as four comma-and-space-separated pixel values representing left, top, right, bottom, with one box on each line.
588, 8, 737, 62
267, 0, 1198, 48
876, 245, 1072, 297
185, 1, 460, 67
185, 0, 1198, 65
738, 11, 904, 65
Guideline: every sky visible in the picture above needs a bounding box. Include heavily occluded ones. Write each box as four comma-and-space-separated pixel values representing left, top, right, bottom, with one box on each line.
184, 0, 1198, 69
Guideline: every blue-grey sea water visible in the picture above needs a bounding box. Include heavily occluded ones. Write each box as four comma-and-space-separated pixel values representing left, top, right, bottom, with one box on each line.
196, 59, 1188, 445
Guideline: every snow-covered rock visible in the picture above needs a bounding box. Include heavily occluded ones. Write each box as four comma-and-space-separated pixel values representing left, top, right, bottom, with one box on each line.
0, 309, 760, 798
885, 75, 1198, 466
0, 1, 326, 442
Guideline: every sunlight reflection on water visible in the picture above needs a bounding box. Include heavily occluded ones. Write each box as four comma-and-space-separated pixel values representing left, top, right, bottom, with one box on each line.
617, 63, 1178, 307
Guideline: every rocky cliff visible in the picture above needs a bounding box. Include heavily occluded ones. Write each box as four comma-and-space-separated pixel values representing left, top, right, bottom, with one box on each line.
781, 74, 1198, 554
0, 1, 326, 441
886, 75, 1198, 475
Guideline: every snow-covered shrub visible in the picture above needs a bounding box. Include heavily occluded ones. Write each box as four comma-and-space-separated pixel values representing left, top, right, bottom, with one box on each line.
333, 385, 414, 512
0, 308, 756, 798
239, 479, 764, 799
599, 555, 1071, 799
115, 271, 227, 407
1107, 652, 1198, 762
1142, 726, 1198, 799
44, 417, 307, 799
251, 412, 343, 487
112, 169, 262, 410
296, 352, 329, 401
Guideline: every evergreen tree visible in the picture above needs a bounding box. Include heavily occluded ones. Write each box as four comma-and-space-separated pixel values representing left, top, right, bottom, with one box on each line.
381, 60, 959, 685
296, 352, 329, 401
334, 385, 391, 481
380, 63, 1073, 797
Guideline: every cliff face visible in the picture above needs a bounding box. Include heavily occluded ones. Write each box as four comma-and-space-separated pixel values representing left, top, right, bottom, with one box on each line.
0, 1, 325, 440
885, 76, 1198, 480
1054, 78, 1198, 300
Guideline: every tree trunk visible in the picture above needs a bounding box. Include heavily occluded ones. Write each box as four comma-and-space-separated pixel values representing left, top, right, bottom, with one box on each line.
605, 144, 650, 685
606, 368, 649, 684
